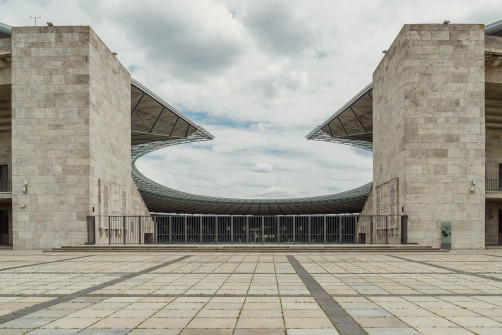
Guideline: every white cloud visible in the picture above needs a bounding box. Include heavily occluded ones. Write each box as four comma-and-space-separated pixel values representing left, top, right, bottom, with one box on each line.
252, 163, 273, 173
257, 186, 299, 198
238, 0, 317, 54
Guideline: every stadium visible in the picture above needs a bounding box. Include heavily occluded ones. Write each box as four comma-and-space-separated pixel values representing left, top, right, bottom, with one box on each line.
0, 20, 501, 249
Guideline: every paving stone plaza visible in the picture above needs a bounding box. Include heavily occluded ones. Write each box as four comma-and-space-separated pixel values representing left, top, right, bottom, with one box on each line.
0, 250, 502, 334
2, 21, 502, 250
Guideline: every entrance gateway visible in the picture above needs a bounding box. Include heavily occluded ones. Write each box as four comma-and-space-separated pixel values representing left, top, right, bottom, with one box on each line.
86, 214, 407, 245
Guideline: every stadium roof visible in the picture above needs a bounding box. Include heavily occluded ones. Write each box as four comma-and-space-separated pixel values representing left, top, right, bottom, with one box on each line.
306, 83, 373, 151
0, 22, 11, 39
129, 80, 371, 215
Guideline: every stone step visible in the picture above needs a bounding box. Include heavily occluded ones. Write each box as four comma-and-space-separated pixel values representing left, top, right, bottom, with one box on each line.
48, 244, 442, 253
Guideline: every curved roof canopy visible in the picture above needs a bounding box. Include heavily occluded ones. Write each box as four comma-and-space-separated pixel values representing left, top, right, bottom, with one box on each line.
0, 22, 11, 39
130, 80, 371, 214
306, 83, 373, 151
131, 79, 213, 146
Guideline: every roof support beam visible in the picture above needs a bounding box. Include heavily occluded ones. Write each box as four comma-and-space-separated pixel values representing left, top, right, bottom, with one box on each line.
326, 123, 334, 137
131, 93, 145, 115
169, 117, 180, 136
337, 118, 349, 136
350, 107, 368, 133
149, 107, 165, 133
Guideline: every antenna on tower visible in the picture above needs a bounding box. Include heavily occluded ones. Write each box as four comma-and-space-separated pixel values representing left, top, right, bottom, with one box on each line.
30, 15, 41, 26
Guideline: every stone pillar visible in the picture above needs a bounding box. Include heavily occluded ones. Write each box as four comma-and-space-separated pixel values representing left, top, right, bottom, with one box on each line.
373, 24, 486, 249
10, 26, 149, 249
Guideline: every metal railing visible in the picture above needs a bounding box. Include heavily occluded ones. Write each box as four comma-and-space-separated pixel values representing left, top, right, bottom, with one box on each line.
87, 214, 408, 245
486, 179, 502, 192
0, 179, 11, 192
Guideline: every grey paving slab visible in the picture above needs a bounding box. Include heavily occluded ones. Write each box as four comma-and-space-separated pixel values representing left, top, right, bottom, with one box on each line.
0, 317, 56, 328
287, 330, 340, 335
0, 255, 189, 324
76, 330, 131, 335
25, 330, 80, 335
0, 256, 93, 272
390, 255, 502, 282
364, 329, 421, 335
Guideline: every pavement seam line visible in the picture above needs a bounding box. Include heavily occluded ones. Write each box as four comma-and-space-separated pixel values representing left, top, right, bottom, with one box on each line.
0, 255, 191, 324
0, 255, 94, 272
389, 255, 502, 283
287, 255, 367, 335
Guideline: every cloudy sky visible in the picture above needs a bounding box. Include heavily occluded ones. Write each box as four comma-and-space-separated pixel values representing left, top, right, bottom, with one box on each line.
1, 0, 501, 199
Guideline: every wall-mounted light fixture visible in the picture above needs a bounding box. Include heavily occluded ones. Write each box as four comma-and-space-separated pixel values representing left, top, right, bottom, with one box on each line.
470, 180, 475, 193
22, 180, 28, 194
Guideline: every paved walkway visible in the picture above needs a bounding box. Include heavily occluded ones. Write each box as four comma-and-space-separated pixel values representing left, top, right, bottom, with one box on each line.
0, 249, 502, 334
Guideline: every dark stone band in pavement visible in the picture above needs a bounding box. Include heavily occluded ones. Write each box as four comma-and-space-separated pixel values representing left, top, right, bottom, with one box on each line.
0, 255, 190, 324
287, 255, 366, 335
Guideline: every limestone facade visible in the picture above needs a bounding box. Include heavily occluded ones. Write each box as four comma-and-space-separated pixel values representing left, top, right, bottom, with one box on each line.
8, 26, 149, 249
370, 24, 486, 249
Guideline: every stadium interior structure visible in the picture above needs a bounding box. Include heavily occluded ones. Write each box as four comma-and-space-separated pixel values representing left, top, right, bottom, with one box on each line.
1, 20, 502, 249
130, 79, 371, 215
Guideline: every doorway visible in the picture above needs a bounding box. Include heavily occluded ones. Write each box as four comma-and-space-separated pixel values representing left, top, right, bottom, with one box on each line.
0, 210, 8, 245
499, 210, 502, 245
0, 165, 7, 192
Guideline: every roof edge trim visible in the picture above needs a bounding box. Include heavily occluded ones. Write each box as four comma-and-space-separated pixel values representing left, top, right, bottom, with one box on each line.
486, 19, 502, 35
0, 22, 12, 36
314, 83, 372, 132
131, 78, 214, 140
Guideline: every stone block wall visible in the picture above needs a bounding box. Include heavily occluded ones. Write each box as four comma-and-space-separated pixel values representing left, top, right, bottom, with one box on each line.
87, 29, 150, 244
11, 26, 92, 249
373, 24, 486, 249
11, 26, 150, 249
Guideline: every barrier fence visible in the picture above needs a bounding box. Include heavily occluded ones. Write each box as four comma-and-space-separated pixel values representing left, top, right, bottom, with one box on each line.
87, 214, 408, 245
486, 179, 502, 192
0, 179, 11, 192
